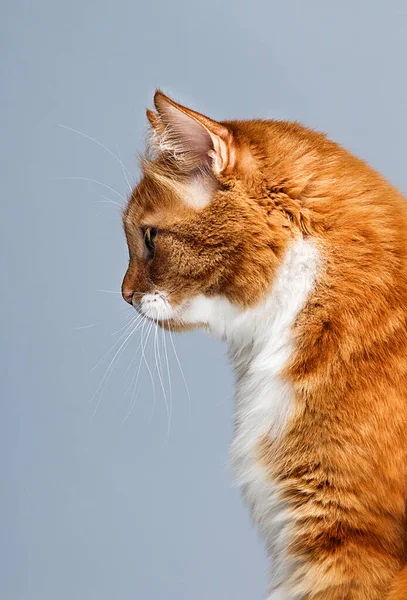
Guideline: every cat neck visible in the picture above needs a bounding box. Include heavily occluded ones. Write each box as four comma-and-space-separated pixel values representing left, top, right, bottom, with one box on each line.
214, 236, 320, 367
227, 235, 320, 488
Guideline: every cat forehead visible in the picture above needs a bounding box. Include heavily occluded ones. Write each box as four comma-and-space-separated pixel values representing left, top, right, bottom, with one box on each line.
124, 170, 219, 229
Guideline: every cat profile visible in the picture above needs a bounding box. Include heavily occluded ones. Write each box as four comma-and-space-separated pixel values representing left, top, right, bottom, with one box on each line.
121, 90, 407, 599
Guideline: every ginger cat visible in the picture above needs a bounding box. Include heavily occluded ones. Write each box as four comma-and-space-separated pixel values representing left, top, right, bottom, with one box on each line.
121, 91, 407, 599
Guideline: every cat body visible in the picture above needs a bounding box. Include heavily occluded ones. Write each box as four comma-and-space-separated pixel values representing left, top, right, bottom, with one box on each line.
122, 91, 407, 599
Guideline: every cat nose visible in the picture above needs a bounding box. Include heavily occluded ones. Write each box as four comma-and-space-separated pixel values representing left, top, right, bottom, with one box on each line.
122, 285, 135, 304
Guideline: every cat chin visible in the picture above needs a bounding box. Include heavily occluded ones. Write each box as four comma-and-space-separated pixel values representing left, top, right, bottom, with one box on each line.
135, 289, 245, 338
136, 290, 175, 321
134, 291, 205, 331
157, 319, 202, 333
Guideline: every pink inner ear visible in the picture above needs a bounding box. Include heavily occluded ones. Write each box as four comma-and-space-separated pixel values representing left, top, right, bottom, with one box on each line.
157, 102, 214, 163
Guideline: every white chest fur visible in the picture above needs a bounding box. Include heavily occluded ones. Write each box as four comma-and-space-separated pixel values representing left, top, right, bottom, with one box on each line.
143, 236, 320, 597
228, 238, 319, 594
167, 236, 320, 595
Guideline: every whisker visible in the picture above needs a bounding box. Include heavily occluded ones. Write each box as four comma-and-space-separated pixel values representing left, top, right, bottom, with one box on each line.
112, 312, 140, 336
94, 197, 122, 207
55, 176, 126, 202
141, 319, 157, 422
90, 312, 143, 373
116, 145, 133, 194
57, 123, 133, 193
153, 308, 171, 443
90, 316, 142, 420
122, 320, 148, 392
121, 319, 150, 423
168, 320, 192, 417
161, 322, 173, 439
123, 336, 142, 384
97, 290, 145, 296
74, 322, 99, 330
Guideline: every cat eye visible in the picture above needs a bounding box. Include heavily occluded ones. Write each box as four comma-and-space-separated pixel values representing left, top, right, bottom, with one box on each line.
144, 227, 157, 253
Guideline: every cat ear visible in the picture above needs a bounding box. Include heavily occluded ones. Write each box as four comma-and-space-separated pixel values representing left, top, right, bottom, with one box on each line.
152, 90, 235, 174
146, 109, 165, 133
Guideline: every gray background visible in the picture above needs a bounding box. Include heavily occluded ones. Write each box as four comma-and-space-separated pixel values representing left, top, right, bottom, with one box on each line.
2, 1, 407, 599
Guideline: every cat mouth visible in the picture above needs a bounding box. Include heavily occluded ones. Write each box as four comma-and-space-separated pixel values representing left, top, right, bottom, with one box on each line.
135, 311, 191, 332
133, 296, 193, 332
134, 293, 190, 322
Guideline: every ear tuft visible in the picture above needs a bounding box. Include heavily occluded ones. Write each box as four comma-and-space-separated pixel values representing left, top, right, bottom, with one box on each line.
150, 90, 235, 174
146, 109, 164, 133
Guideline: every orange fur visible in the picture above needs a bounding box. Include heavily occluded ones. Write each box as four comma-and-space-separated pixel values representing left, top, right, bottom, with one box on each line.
122, 92, 407, 598
388, 565, 407, 599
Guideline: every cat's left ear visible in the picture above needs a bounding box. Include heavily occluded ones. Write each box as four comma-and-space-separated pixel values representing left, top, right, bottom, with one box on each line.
150, 90, 235, 174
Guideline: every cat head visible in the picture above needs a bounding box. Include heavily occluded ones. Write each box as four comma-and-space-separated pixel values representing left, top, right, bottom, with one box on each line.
122, 91, 310, 335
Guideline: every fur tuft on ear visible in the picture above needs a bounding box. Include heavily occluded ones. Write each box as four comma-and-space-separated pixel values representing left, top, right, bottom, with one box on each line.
148, 90, 235, 174
146, 109, 164, 133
